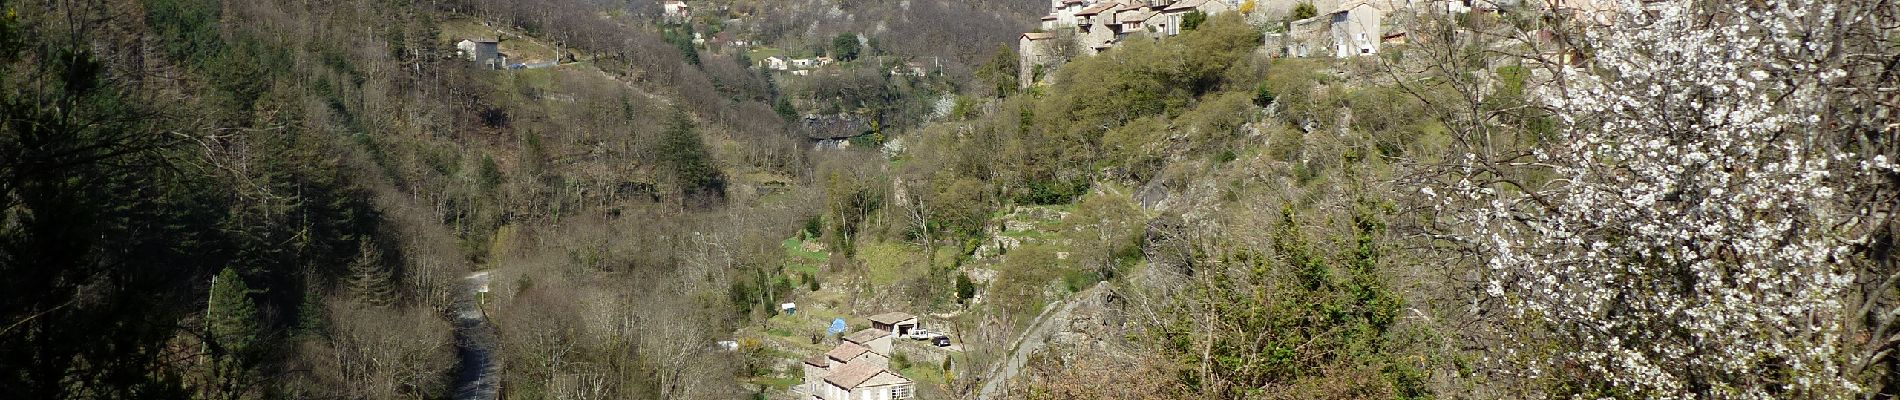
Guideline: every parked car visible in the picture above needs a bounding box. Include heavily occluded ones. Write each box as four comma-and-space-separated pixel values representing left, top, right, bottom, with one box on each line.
931, 336, 951, 347
907, 328, 934, 340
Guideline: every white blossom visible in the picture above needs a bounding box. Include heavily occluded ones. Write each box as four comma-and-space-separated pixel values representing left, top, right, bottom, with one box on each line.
1433, 0, 1884, 397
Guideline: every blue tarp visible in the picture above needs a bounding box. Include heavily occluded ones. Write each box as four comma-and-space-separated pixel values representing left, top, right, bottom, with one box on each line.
827, 318, 847, 335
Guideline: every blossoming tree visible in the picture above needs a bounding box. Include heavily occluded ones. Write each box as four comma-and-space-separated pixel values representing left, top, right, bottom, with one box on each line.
1427, 0, 1899, 397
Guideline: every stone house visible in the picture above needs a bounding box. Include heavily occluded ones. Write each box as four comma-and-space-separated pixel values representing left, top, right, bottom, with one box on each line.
844, 328, 894, 355
800, 326, 913, 400
1116, 7, 1158, 38
825, 341, 887, 367
457, 39, 501, 68
867, 312, 919, 337
1154, 0, 1235, 36
1329, 1, 1383, 57
765, 56, 789, 71
1056, 0, 1094, 27
1019, 32, 1060, 87
1023, 0, 1251, 82
818, 362, 913, 400
1281, 14, 1331, 57
1271, 0, 1382, 58
1073, 2, 1127, 55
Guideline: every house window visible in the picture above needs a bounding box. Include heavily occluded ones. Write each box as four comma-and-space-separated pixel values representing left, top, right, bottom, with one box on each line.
1362, 48, 1371, 54
892, 385, 914, 399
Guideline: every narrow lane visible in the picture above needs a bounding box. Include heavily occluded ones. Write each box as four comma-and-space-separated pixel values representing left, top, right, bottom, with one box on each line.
974, 283, 1103, 400
451, 271, 500, 400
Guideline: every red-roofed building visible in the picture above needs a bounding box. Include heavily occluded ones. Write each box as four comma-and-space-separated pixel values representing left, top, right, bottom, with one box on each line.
798, 317, 915, 399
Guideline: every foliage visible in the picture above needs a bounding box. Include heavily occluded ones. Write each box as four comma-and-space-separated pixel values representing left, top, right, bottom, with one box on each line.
206, 267, 264, 399
1289, 2, 1318, 21
1023, 13, 1262, 191
991, 244, 1068, 322
346, 240, 398, 307
928, 176, 991, 238
1429, 0, 1900, 396
1156, 205, 1424, 399
1181, 11, 1208, 32
1252, 82, 1274, 108
664, 25, 702, 66
145, 0, 224, 64
660, 109, 728, 207
831, 33, 861, 61
955, 273, 977, 304
977, 45, 1019, 98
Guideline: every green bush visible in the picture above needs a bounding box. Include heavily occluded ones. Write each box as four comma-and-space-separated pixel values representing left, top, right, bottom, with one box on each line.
832, 33, 861, 61
955, 274, 976, 304
1253, 82, 1275, 107
1154, 203, 1424, 398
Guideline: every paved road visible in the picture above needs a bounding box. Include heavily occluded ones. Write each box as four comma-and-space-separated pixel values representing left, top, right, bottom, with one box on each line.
974, 283, 1101, 400
452, 272, 500, 400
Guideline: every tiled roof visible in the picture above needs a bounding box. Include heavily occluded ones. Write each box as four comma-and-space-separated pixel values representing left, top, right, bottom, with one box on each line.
803, 353, 829, 367
823, 362, 902, 389
1076, 2, 1120, 15
1118, 9, 1157, 23
867, 312, 916, 325
1164, 0, 1208, 11
844, 328, 890, 345
825, 342, 871, 362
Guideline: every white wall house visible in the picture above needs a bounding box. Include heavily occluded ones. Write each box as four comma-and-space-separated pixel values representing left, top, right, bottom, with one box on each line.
867, 312, 919, 337
1330, 1, 1383, 57
457, 39, 501, 68
1154, 0, 1234, 36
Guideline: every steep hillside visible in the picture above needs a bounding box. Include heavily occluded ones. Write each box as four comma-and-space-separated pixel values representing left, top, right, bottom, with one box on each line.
6, 0, 1898, 399
2, 0, 826, 397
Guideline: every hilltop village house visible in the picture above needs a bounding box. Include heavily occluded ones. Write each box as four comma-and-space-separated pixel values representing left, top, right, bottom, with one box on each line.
867, 312, 919, 337
1265, 0, 1390, 58
456, 39, 502, 68
800, 320, 916, 400
1021, 0, 1242, 86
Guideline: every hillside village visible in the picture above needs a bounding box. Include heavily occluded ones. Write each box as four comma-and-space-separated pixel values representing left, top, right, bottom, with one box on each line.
1019, 0, 1625, 85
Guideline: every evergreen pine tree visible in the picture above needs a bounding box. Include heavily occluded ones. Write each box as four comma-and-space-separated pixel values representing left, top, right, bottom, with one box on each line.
294, 278, 326, 337
205, 267, 261, 399
659, 109, 726, 207
345, 239, 397, 307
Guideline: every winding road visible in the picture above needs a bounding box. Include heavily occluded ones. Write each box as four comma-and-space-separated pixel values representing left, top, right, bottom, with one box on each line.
451, 271, 500, 400
973, 283, 1102, 400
